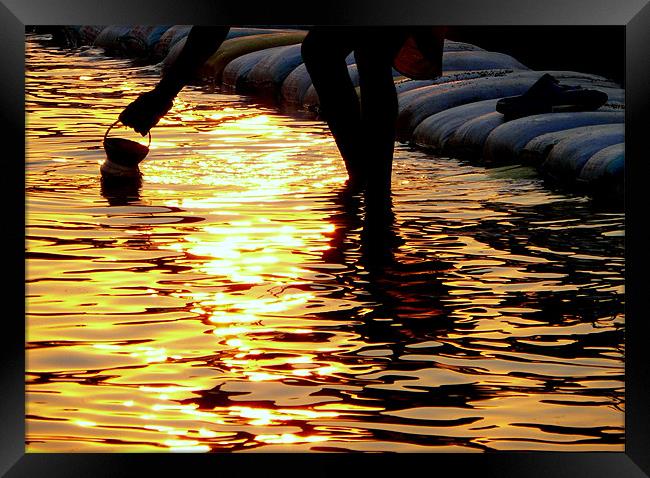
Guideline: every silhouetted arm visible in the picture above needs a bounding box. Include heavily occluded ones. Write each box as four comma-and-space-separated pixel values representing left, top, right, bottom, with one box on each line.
119, 26, 230, 135
155, 26, 230, 97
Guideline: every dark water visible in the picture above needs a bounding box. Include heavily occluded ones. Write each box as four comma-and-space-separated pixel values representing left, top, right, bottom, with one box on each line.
26, 36, 624, 452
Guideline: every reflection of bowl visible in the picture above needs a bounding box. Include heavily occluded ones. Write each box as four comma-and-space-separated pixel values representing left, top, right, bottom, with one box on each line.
100, 170, 142, 206
103, 137, 150, 167
100, 157, 143, 179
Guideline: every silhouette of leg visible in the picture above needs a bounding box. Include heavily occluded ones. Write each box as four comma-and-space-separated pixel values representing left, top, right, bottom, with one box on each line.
354, 29, 408, 200
302, 29, 364, 183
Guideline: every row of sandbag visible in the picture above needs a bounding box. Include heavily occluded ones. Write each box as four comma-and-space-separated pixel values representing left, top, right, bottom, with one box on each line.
406, 71, 624, 198
56, 25, 302, 59
55, 25, 625, 199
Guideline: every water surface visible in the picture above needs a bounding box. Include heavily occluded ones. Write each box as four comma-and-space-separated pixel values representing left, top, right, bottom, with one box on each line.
26, 36, 624, 452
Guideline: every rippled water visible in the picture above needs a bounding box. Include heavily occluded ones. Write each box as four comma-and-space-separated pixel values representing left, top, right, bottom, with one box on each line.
25, 35, 625, 452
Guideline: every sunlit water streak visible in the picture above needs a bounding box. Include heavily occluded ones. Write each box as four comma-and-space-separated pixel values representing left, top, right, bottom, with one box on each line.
25, 35, 624, 452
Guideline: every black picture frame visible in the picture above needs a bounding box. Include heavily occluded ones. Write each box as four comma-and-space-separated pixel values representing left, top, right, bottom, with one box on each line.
3, 0, 649, 476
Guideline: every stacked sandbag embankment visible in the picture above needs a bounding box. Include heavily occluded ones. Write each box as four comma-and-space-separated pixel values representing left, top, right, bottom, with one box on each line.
45, 26, 625, 201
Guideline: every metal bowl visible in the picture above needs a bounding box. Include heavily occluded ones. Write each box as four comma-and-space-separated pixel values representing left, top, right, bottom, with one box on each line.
102, 120, 151, 168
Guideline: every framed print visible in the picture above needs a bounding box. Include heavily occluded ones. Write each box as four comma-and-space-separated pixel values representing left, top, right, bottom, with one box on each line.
3, 0, 649, 476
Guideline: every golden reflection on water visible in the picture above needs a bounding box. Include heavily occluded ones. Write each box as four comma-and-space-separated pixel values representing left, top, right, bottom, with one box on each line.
26, 36, 624, 452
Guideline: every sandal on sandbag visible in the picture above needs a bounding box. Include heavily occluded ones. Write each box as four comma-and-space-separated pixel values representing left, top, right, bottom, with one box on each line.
496, 73, 609, 121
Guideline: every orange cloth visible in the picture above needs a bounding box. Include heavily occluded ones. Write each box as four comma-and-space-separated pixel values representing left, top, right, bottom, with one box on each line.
393, 27, 447, 80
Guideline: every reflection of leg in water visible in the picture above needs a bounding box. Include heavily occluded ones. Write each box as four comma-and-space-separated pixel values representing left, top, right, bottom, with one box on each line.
322, 184, 452, 335
302, 29, 363, 185
360, 195, 402, 274
321, 182, 364, 266
322, 181, 403, 276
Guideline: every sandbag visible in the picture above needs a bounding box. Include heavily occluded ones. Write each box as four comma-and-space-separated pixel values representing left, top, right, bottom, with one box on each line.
396, 72, 540, 140
442, 50, 529, 72
162, 37, 188, 73
399, 70, 616, 106
281, 64, 314, 107
233, 43, 304, 98
444, 112, 506, 158
577, 143, 624, 194
301, 84, 320, 110
153, 25, 192, 61
53, 25, 104, 47
120, 25, 172, 57
78, 25, 104, 45
200, 32, 307, 84
540, 125, 624, 181
443, 40, 485, 52
93, 25, 172, 56
94, 26, 134, 52
520, 124, 623, 166
483, 111, 624, 164
396, 69, 513, 95
227, 27, 298, 39
413, 99, 500, 151
221, 46, 286, 90
396, 70, 623, 141
395, 78, 435, 95
162, 28, 300, 72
